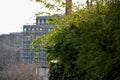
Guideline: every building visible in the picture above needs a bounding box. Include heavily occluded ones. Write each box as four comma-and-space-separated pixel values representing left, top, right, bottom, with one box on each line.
21, 16, 54, 65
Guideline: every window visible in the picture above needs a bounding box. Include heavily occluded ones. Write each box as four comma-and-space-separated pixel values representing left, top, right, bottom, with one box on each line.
44, 19, 46, 24
42, 28, 45, 31
40, 28, 42, 31
24, 28, 27, 32
36, 28, 38, 31
48, 28, 51, 32
27, 36, 31, 41
32, 28, 35, 31
28, 28, 31, 31
32, 36, 35, 40
24, 36, 28, 41
41, 19, 44, 24
37, 20, 40, 25
23, 44, 26, 49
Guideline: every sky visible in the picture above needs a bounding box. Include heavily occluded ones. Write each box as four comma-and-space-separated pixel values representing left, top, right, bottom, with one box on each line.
0, 0, 86, 35
0, 0, 41, 34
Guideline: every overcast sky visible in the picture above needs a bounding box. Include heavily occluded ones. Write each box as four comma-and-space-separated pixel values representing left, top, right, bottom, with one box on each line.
0, 0, 86, 35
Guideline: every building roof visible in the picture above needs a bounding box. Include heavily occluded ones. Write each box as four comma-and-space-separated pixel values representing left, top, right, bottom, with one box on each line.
36, 16, 53, 20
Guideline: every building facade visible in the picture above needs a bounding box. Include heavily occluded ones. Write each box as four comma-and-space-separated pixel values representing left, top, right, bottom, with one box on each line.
21, 16, 54, 65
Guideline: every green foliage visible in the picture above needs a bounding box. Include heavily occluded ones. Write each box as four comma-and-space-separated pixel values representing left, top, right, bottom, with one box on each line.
49, 63, 84, 80
31, 0, 120, 79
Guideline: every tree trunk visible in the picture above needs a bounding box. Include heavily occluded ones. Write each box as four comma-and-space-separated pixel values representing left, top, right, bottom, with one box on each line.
65, 0, 72, 16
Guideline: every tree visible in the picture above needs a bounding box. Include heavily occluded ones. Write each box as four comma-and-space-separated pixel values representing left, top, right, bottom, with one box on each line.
0, 49, 40, 80
33, 0, 73, 16
31, 0, 120, 80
